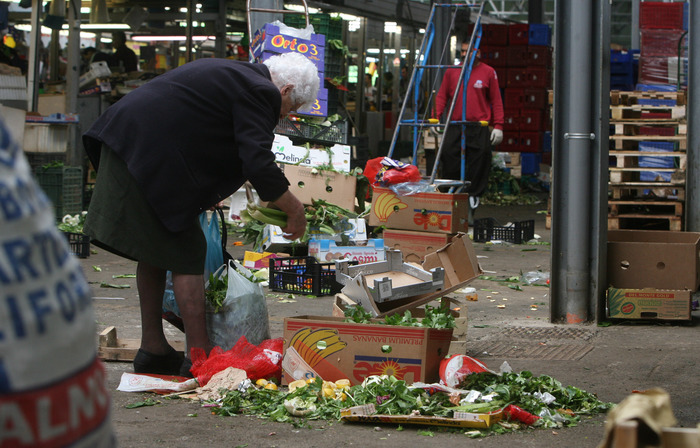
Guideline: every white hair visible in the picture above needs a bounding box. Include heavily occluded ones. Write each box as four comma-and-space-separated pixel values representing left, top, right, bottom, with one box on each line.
263, 52, 320, 110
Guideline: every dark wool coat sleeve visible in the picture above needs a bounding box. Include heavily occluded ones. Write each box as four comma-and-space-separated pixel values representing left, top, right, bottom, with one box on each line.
83, 59, 290, 232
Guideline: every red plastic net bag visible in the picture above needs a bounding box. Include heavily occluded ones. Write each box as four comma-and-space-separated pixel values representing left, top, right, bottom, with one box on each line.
364, 156, 422, 187
190, 336, 284, 386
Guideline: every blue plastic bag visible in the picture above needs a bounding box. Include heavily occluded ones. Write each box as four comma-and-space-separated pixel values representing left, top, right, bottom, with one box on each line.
162, 211, 225, 323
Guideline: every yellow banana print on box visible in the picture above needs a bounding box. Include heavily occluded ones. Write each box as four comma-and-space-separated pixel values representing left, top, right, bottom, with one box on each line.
373, 191, 407, 222
289, 328, 347, 368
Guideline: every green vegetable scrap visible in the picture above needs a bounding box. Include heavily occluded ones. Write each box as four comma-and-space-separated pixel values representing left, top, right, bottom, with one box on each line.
100, 283, 130, 289
57, 211, 87, 234
342, 305, 455, 329
205, 272, 228, 313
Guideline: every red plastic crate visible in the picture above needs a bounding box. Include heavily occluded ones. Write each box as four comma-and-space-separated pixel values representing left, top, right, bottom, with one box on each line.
503, 109, 521, 131
482, 24, 509, 46
641, 29, 687, 56
526, 67, 551, 88
527, 45, 553, 67
520, 109, 545, 132
494, 67, 508, 85
480, 45, 508, 67
520, 131, 543, 153
506, 45, 529, 67
508, 23, 529, 45
541, 152, 552, 165
523, 88, 548, 109
639, 125, 676, 137
639, 56, 670, 85
506, 68, 528, 88
504, 88, 525, 109
500, 131, 521, 151
640, 2, 685, 30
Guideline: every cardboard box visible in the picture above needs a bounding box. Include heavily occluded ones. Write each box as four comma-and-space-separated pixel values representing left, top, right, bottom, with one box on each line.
280, 163, 356, 211
273, 134, 351, 173
607, 287, 691, 321
308, 238, 385, 263
332, 294, 468, 356
337, 233, 481, 317
382, 229, 454, 263
369, 187, 469, 234
251, 23, 325, 70
341, 405, 502, 429
257, 218, 367, 252
282, 315, 453, 385
242, 251, 277, 269
607, 230, 700, 290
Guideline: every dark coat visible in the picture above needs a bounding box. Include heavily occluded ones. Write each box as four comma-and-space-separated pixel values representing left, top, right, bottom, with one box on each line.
84, 58, 289, 233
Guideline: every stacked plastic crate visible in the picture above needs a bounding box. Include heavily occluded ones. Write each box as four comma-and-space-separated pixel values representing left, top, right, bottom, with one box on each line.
638, 1, 688, 87
284, 13, 344, 116
484, 23, 553, 181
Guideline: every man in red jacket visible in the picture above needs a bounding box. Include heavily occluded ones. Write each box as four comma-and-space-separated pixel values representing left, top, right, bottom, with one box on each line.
435, 40, 504, 217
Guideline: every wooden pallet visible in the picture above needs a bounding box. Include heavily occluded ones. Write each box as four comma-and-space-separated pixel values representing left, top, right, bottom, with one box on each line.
610, 105, 686, 120
609, 167, 685, 184
608, 200, 684, 217
608, 215, 683, 231
610, 121, 687, 137
610, 90, 686, 106
98, 326, 185, 362
609, 185, 685, 201
610, 135, 686, 151
609, 150, 686, 169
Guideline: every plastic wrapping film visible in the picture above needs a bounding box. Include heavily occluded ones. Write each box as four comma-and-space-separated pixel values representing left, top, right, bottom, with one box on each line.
638, 56, 687, 87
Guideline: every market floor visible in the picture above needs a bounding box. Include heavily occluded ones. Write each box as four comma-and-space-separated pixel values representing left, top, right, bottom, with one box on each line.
85, 202, 700, 448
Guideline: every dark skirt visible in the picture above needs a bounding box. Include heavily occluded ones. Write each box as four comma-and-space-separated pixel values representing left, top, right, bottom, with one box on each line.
84, 144, 206, 274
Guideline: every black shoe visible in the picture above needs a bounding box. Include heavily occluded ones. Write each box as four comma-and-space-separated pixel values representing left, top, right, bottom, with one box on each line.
133, 347, 184, 376
179, 358, 193, 378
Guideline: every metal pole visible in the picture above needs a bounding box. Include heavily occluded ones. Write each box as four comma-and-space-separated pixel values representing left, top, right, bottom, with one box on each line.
186, 0, 194, 62
630, 0, 640, 50
551, 0, 608, 324
214, 0, 227, 58
528, 0, 544, 24
65, 0, 80, 166
687, 2, 700, 231
27, 0, 42, 112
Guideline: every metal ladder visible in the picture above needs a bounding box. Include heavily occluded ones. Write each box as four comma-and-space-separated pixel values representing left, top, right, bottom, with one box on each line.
387, 1, 486, 192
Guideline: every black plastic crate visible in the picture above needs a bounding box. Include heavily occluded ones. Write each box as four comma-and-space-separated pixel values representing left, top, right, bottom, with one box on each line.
275, 118, 347, 144
63, 231, 90, 258
269, 256, 343, 297
34, 165, 83, 219
472, 218, 535, 244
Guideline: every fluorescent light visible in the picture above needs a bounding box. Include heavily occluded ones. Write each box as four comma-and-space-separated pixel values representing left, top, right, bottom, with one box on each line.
77, 23, 131, 30
131, 35, 213, 42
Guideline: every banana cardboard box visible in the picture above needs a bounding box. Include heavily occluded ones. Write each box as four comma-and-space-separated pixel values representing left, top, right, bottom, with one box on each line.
281, 316, 453, 386
369, 187, 469, 234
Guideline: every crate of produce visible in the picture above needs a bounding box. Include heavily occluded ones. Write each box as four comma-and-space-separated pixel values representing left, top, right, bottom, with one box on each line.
473, 218, 535, 244
63, 231, 90, 258
34, 165, 83, 219
275, 118, 347, 144
269, 256, 343, 297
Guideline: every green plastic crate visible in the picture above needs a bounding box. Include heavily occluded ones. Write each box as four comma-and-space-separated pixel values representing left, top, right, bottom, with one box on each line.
283, 13, 343, 40
34, 166, 83, 220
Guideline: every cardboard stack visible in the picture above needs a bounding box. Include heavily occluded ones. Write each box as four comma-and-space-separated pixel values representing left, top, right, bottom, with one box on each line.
607, 229, 698, 321
371, 186, 470, 263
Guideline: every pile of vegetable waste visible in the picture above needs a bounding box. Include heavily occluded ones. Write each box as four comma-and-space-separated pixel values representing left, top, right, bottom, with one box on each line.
209, 371, 612, 436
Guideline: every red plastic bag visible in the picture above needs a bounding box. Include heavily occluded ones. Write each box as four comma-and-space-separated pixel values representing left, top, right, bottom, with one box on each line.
503, 404, 540, 425
439, 354, 491, 388
190, 336, 283, 386
364, 157, 422, 188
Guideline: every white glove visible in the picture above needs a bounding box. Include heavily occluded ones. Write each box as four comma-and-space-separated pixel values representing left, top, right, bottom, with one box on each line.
490, 128, 503, 146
